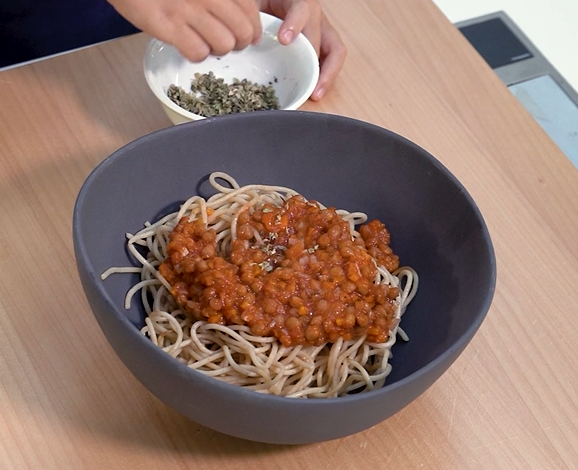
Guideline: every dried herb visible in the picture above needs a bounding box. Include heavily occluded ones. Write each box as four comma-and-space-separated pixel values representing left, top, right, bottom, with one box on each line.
167, 71, 280, 117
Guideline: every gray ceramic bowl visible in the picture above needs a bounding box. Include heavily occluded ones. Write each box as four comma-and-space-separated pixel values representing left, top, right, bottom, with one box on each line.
73, 111, 496, 445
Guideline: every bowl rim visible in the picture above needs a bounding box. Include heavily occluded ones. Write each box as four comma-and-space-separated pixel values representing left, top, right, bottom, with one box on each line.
73, 111, 497, 407
143, 12, 320, 122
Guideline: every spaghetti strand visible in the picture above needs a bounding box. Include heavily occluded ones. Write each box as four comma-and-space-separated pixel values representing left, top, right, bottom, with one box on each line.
102, 173, 418, 397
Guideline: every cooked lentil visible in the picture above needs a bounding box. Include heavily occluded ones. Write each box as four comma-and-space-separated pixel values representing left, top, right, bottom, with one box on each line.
159, 195, 400, 347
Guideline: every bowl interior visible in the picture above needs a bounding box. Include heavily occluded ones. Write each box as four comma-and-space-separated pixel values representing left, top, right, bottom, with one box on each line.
76, 111, 495, 385
144, 13, 319, 120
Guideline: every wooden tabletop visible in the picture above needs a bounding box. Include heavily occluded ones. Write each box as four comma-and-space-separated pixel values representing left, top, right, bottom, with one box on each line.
1, 0, 577, 468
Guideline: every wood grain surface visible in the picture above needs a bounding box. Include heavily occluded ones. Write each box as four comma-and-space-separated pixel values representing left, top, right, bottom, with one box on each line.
0, 0, 577, 468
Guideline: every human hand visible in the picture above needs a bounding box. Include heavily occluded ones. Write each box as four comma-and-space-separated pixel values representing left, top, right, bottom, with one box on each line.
257, 0, 347, 100
108, 0, 346, 100
107, 0, 263, 61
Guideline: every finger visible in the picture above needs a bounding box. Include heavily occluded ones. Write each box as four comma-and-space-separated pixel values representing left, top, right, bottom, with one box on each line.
311, 19, 347, 100
276, 1, 311, 47
233, 0, 263, 44
173, 22, 212, 62
299, 1, 322, 55
207, 0, 261, 49
186, 11, 237, 57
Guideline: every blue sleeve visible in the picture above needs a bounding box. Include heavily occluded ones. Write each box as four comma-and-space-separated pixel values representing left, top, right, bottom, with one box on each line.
0, 0, 139, 68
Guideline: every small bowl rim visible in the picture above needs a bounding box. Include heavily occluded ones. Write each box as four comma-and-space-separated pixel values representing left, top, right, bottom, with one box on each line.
143, 12, 320, 122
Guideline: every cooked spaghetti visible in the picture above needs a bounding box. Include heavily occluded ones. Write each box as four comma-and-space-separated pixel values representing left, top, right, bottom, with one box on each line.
102, 172, 418, 398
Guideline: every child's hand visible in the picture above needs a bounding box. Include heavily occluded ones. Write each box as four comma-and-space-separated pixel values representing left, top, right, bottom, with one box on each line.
257, 0, 347, 100
107, 0, 263, 61
108, 0, 346, 100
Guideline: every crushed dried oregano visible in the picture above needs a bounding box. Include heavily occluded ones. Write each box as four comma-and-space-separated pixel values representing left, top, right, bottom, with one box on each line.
167, 72, 280, 117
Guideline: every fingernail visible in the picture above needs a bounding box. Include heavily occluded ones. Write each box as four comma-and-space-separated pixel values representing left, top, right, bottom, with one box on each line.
314, 87, 325, 100
252, 33, 262, 45
282, 30, 294, 44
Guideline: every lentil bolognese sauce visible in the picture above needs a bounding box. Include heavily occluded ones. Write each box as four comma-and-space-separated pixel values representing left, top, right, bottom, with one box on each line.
101, 172, 418, 398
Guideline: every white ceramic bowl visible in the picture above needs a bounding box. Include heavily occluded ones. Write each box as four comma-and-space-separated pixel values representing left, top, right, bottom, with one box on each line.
144, 12, 320, 125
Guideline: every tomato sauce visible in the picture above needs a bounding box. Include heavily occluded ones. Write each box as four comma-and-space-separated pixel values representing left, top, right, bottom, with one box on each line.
159, 196, 400, 347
